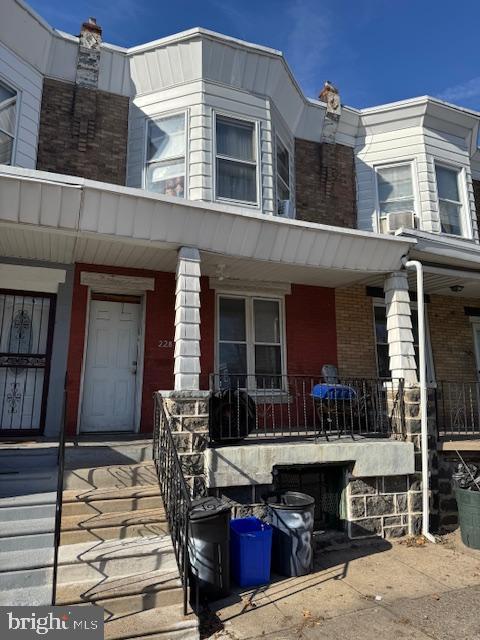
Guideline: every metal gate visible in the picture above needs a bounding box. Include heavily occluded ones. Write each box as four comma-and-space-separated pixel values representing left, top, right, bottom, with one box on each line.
0, 290, 56, 434
274, 464, 345, 530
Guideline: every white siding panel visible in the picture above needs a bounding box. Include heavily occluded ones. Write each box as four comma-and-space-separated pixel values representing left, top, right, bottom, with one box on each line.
0, 42, 42, 169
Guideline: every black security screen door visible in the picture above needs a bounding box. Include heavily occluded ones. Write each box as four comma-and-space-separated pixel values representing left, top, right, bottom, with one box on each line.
0, 290, 56, 434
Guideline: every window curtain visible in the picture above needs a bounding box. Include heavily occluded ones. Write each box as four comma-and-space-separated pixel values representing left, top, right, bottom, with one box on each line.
217, 159, 256, 202
216, 117, 254, 161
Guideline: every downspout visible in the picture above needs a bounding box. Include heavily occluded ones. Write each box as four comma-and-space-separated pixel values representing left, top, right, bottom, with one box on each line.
402, 258, 436, 543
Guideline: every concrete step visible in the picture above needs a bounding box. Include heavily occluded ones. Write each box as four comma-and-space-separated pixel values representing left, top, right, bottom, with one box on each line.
0, 566, 53, 591
0, 583, 52, 606
57, 536, 176, 584
103, 604, 198, 640
0, 502, 56, 522
65, 441, 153, 470
56, 568, 181, 605
0, 471, 58, 498
63, 485, 160, 505
60, 522, 170, 546
64, 463, 158, 491
81, 587, 184, 620
62, 495, 162, 517
61, 508, 166, 532
0, 531, 55, 552
0, 446, 58, 472
0, 547, 53, 572
0, 491, 56, 508
0, 516, 54, 537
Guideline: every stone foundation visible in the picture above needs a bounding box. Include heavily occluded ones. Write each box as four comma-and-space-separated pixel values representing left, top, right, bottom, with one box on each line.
157, 390, 210, 498
347, 474, 421, 538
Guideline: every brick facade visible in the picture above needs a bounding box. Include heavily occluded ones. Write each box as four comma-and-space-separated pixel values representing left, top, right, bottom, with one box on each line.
335, 286, 378, 378
428, 294, 478, 382
36, 78, 129, 184
294, 139, 357, 228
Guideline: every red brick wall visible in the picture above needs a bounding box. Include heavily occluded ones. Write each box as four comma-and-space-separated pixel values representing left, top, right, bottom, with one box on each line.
286, 284, 337, 374
65, 264, 176, 436
65, 271, 338, 435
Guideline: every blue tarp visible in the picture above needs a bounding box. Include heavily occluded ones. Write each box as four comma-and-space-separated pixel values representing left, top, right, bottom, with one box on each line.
311, 383, 357, 400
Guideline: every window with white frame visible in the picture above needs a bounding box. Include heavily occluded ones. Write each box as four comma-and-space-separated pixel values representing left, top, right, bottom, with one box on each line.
435, 164, 464, 236
376, 163, 415, 232
217, 295, 283, 386
374, 302, 434, 381
145, 113, 186, 197
215, 115, 257, 203
276, 136, 291, 214
0, 81, 17, 165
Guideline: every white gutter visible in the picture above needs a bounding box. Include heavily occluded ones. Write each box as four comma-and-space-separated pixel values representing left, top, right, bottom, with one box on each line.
404, 259, 435, 543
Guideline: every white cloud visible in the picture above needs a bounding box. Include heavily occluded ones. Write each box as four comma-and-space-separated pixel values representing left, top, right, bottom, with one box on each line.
438, 77, 480, 103
285, 0, 331, 98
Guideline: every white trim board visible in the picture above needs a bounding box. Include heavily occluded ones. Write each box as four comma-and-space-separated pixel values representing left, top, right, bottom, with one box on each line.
0, 264, 66, 292
80, 272, 155, 293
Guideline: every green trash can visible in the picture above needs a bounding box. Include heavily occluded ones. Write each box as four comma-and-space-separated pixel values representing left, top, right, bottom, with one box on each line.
455, 488, 480, 550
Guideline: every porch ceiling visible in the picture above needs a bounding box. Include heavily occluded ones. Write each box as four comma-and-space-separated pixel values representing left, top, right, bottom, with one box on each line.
0, 166, 415, 286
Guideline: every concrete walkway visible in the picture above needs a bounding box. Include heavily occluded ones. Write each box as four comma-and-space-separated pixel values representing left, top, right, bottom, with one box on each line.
203, 532, 480, 640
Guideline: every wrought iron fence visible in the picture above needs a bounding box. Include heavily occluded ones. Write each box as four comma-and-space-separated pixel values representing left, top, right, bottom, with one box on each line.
436, 381, 480, 439
153, 394, 192, 616
209, 374, 404, 443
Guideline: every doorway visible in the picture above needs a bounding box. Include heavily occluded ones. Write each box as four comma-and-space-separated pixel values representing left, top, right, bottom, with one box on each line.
80, 294, 142, 433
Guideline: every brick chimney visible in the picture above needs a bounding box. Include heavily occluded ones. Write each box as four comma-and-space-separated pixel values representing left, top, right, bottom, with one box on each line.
76, 18, 102, 89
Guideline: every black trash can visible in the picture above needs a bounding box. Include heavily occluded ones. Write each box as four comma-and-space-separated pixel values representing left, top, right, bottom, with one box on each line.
188, 497, 231, 598
267, 491, 315, 577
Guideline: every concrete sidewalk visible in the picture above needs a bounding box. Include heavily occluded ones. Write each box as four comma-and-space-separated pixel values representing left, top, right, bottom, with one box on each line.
202, 532, 480, 640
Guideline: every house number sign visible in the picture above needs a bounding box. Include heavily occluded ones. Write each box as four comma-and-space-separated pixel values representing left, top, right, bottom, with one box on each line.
158, 340, 173, 348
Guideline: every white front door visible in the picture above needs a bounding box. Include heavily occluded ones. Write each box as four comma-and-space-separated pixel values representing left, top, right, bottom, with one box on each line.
80, 299, 141, 432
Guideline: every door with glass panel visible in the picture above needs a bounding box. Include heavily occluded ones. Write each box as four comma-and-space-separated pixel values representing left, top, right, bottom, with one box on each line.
0, 291, 55, 434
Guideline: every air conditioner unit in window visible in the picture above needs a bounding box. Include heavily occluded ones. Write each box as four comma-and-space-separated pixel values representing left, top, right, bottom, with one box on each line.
277, 200, 295, 219
385, 210, 415, 233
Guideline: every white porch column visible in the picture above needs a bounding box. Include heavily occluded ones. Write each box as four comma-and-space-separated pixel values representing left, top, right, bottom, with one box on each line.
384, 271, 417, 384
174, 247, 201, 390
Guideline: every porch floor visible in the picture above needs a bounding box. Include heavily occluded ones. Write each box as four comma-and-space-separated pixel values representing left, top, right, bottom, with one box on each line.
204, 531, 480, 640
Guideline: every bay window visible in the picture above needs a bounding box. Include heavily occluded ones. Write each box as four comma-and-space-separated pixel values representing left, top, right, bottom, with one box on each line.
276, 136, 291, 213
145, 112, 186, 197
217, 295, 283, 387
215, 115, 257, 203
0, 81, 17, 165
435, 165, 464, 236
376, 163, 415, 232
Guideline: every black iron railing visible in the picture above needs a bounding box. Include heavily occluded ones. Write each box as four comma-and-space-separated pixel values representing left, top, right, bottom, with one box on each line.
153, 394, 192, 616
51, 373, 68, 605
209, 374, 404, 443
436, 381, 480, 439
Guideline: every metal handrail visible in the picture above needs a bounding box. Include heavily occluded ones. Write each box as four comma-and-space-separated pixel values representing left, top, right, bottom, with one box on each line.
51, 372, 68, 605
208, 373, 404, 443
153, 394, 192, 616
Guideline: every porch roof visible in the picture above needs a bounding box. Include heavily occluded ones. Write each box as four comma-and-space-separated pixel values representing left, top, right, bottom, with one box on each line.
0, 166, 415, 287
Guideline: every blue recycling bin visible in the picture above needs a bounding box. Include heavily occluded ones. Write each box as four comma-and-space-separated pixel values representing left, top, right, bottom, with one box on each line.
230, 517, 272, 587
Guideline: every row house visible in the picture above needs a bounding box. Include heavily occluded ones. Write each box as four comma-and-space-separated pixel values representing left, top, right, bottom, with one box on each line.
1, 0, 480, 544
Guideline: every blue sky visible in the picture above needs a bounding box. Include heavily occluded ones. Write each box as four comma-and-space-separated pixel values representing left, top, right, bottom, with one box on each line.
28, 0, 480, 110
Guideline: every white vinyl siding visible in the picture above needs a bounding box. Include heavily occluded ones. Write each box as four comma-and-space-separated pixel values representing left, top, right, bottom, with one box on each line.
0, 42, 43, 168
